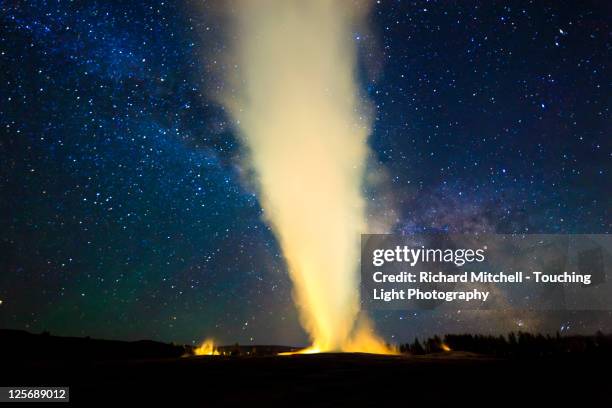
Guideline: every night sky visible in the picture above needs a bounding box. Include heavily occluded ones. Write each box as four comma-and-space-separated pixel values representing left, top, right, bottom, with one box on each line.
1, 1, 610, 347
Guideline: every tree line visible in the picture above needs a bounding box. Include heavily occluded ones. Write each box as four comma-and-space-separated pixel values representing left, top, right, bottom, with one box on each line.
399, 331, 612, 356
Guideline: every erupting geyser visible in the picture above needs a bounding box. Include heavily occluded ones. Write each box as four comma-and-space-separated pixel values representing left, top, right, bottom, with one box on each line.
212, 0, 394, 354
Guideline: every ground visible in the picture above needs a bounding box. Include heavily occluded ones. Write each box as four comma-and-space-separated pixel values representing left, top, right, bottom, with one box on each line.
4, 351, 606, 405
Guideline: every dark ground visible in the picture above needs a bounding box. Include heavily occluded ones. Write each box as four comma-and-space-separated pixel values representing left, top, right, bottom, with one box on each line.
4, 352, 609, 405
1, 330, 608, 406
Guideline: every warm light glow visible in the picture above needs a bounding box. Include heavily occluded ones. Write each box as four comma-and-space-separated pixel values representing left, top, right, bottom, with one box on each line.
211, 0, 395, 354
194, 339, 220, 356
441, 343, 452, 352
279, 347, 321, 356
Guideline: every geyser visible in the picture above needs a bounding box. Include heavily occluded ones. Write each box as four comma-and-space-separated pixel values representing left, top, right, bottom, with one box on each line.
214, 0, 393, 353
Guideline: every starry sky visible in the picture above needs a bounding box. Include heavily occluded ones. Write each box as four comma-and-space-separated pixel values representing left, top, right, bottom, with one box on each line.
1, 1, 610, 347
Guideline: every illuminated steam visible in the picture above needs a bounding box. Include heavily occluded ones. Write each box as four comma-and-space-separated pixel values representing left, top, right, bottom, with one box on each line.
216, 0, 392, 353
194, 339, 219, 356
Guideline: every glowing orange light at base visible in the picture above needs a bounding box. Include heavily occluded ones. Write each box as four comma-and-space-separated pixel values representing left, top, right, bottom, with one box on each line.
194, 339, 220, 356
